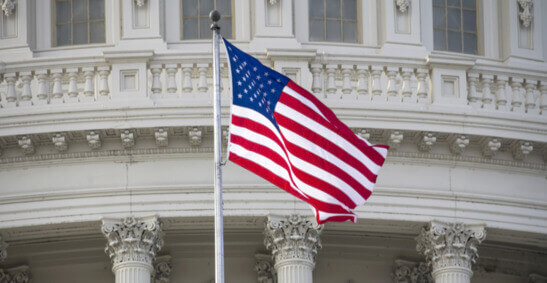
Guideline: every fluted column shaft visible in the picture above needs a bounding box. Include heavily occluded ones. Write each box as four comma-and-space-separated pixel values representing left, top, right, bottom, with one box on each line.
264, 215, 323, 283
102, 216, 164, 283
416, 221, 486, 283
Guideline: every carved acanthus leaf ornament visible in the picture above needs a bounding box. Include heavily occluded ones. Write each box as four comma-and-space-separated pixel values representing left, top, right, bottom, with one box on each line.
264, 215, 323, 264
416, 221, 486, 271
102, 216, 164, 266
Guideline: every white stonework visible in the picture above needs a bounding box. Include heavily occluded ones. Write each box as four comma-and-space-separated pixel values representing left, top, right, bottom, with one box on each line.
102, 216, 164, 283
255, 253, 276, 283
417, 221, 486, 283
264, 215, 322, 283
392, 259, 433, 283
0, 1, 545, 282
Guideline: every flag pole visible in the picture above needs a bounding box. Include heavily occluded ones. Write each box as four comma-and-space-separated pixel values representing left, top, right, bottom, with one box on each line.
210, 10, 225, 283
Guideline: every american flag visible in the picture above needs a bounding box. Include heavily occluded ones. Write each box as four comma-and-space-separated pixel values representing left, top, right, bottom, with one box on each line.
223, 39, 389, 224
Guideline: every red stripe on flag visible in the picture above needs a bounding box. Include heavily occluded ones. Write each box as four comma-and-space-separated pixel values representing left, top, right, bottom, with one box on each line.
286, 81, 388, 164
275, 113, 378, 184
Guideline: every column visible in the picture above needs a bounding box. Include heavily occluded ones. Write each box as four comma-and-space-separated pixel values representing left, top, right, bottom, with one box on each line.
102, 216, 164, 283
416, 221, 486, 283
264, 214, 323, 283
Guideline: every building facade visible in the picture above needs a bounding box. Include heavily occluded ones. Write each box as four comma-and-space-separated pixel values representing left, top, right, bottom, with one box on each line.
0, 0, 546, 282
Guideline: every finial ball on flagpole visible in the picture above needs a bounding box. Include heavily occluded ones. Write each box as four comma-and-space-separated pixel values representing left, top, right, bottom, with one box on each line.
210, 10, 221, 22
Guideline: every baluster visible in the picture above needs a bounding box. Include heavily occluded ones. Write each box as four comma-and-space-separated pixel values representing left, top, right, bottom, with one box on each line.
197, 63, 209, 93
82, 67, 95, 102
401, 68, 413, 103
510, 77, 525, 113
416, 69, 429, 103
66, 68, 80, 103
371, 66, 383, 102
35, 70, 49, 105
98, 67, 110, 99
495, 75, 509, 111
467, 72, 481, 107
524, 80, 539, 115
150, 64, 163, 96
325, 64, 337, 99
181, 64, 193, 93
540, 82, 547, 115
166, 64, 178, 94
341, 64, 353, 98
385, 67, 399, 102
50, 69, 64, 104
4, 73, 17, 107
481, 74, 495, 110
356, 65, 369, 100
19, 72, 33, 107
310, 63, 323, 95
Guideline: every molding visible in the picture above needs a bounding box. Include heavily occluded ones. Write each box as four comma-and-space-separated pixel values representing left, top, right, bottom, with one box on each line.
0, 265, 31, 283
416, 221, 486, 273
255, 253, 276, 283
102, 216, 164, 267
153, 255, 172, 283
392, 259, 433, 283
264, 214, 323, 265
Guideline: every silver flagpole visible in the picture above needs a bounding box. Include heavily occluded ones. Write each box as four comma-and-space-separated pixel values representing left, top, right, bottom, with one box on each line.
210, 10, 225, 283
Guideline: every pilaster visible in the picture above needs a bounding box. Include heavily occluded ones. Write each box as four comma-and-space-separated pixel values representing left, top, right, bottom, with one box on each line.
416, 221, 486, 283
102, 216, 164, 283
264, 215, 323, 283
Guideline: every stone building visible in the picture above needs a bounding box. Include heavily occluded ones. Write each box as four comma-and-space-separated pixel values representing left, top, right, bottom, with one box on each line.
0, 0, 546, 282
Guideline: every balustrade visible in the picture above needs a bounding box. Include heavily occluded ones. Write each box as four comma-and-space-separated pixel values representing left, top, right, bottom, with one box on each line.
0, 59, 544, 122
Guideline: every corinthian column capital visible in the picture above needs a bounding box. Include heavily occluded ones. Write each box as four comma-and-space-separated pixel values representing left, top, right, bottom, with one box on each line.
102, 216, 164, 268
416, 221, 486, 282
264, 214, 323, 265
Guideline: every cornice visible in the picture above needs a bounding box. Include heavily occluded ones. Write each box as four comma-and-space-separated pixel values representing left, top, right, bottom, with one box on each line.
0, 127, 543, 172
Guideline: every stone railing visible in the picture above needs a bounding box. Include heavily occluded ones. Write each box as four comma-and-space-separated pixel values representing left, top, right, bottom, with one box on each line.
0, 64, 112, 108
309, 63, 431, 103
306, 62, 547, 117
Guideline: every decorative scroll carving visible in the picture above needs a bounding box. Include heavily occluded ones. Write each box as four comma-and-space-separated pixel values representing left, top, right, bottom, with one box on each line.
396, 0, 410, 13
255, 253, 276, 283
449, 135, 469, 155
155, 128, 168, 147
52, 133, 68, 152
518, 0, 533, 28
264, 215, 323, 264
392, 259, 433, 283
480, 137, 501, 158
153, 255, 172, 283
511, 140, 533, 161
417, 132, 437, 152
416, 221, 486, 273
0, 265, 31, 283
121, 130, 135, 149
387, 131, 404, 150
102, 216, 164, 266
188, 127, 202, 146
18, 136, 34, 155
86, 131, 102, 149
1, 0, 15, 17
355, 129, 370, 140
